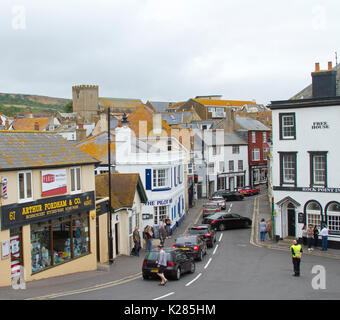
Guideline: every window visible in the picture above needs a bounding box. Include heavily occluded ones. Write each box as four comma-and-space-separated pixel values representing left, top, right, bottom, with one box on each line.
237, 175, 244, 188
232, 146, 239, 154
263, 148, 268, 160
31, 213, 90, 273
154, 206, 167, 225
238, 160, 243, 171
18, 171, 33, 202
279, 113, 296, 140
208, 163, 214, 174
229, 160, 234, 172
309, 152, 327, 187
167, 138, 172, 151
326, 202, 340, 234
152, 168, 169, 189
219, 161, 224, 172
306, 201, 322, 228
212, 146, 220, 156
251, 132, 256, 143
252, 148, 260, 161
279, 152, 297, 185
70, 167, 81, 193
263, 132, 267, 143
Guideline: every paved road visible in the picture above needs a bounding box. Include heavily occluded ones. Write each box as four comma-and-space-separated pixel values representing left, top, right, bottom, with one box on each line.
41, 195, 340, 300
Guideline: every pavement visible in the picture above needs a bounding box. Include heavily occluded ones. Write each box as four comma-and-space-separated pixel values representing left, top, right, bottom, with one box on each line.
1, 188, 339, 300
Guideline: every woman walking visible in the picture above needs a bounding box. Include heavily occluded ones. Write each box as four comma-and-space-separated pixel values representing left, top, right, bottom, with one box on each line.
259, 218, 267, 242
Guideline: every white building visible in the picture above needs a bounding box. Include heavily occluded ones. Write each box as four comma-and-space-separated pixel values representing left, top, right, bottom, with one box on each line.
114, 124, 188, 233
269, 63, 340, 248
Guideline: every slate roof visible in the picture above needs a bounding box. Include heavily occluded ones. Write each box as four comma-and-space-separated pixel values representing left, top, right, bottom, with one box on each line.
161, 112, 193, 125
235, 117, 270, 131
0, 131, 100, 171
148, 101, 172, 113
95, 173, 147, 210
194, 131, 247, 147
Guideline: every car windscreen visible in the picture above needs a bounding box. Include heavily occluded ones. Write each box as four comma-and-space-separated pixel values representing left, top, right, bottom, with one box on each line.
146, 251, 172, 261
188, 228, 207, 235
175, 236, 197, 244
203, 204, 218, 208
207, 213, 224, 219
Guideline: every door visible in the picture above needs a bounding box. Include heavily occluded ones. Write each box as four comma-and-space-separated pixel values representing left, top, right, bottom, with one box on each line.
287, 204, 296, 237
115, 223, 119, 255
229, 177, 235, 191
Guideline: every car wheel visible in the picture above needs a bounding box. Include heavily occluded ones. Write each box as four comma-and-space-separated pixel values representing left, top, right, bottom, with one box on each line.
189, 261, 195, 274
218, 224, 225, 231
142, 274, 149, 280
198, 250, 203, 261
244, 221, 249, 228
174, 267, 181, 280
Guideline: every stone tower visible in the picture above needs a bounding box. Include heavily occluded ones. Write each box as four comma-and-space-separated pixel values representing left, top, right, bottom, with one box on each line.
72, 85, 99, 123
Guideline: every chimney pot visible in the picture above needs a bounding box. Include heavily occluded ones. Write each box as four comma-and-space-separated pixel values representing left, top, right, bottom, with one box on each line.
328, 61, 332, 70
315, 62, 320, 72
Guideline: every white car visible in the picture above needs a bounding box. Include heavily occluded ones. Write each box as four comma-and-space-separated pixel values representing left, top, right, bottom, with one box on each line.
209, 196, 226, 209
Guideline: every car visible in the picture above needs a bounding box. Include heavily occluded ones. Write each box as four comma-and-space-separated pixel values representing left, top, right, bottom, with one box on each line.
142, 247, 195, 280
209, 195, 226, 209
213, 190, 244, 201
202, 203, 221, 219
203, 212, 252, 231
187, 224, 217, 248
172, 234, 207, 261
236, 186, 260, 196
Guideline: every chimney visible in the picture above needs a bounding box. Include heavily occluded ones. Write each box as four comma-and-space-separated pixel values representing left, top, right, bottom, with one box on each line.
152, 113, 162, 135
315, 63, 320, 72
34, 121, 39, 131
328, 61, 332, 70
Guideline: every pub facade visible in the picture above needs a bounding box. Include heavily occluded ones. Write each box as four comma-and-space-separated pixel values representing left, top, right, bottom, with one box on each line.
0, 131, 99, 287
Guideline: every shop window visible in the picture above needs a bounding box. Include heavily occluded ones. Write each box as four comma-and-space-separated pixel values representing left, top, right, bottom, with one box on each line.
31, 222, 52, 272
53, 217, 71, 265
326, 202, 340, 234
236, 175, 244, 188
72, 215, 90, 258
154, 206, 167, 225
306, 201, 322, 228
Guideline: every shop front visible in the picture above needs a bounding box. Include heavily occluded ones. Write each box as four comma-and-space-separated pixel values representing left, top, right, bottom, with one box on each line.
1, 191, 96, 285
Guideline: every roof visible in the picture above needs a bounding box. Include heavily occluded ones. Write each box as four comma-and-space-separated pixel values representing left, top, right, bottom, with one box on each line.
194, 131, 247, 147
148, 101, 172, 113
194, 99, 257, 107
98, 97, 143, 109
161, 112, 193, 125
11, 117, 50, 131
0, 131, 100, 171
235, 117, 270, 131
95, 173, 147, 210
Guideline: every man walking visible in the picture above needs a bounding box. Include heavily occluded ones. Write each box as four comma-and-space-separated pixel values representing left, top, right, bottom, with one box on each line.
132, 226, 141, 256
320, 224, 329, 251
156, 244, 168, 286
290, 239, 303, 277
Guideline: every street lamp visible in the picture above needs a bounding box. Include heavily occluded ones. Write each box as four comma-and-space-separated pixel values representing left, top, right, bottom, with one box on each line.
108, 107, 114, 264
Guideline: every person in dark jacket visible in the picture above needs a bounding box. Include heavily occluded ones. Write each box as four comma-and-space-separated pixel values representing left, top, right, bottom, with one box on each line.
313, 225, 319, 248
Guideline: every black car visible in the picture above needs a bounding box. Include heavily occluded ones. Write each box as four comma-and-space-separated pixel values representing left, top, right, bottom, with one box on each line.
187, 224, 217, 248
142, 247, 195, 280
213, 190, 244, 201
172, 234, 207, 261
203, 213, 252, 231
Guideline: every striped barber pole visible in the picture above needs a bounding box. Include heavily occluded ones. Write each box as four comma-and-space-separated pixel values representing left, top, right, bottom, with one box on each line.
2, 178, 8, 199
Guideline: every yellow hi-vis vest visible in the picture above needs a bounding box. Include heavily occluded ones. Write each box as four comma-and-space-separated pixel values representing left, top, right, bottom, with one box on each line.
290, 244, 302, 258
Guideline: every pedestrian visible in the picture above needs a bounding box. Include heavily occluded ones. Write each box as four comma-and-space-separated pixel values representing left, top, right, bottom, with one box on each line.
156, 244, 168, 286
259, 218, 267, 242
290, 239, 303, 277
313, 225, 319, 248
144, 225, 153, 252
165, 216, 172, 239
266, 219, 273, 240
132, 226, 141, 256
301, 225, 307, 246
320, 224, 329, 251
159, 225, 166, 246
307, 224, 314, 252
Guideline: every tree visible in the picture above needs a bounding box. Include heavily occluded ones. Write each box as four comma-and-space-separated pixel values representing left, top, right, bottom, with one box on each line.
64, 100, 73, 113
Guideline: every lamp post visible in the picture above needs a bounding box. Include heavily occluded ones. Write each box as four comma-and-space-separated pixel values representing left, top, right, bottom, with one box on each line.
108, 107, 114, 264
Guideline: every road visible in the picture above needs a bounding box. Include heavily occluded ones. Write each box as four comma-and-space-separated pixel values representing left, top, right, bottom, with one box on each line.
36, 195, 340, 300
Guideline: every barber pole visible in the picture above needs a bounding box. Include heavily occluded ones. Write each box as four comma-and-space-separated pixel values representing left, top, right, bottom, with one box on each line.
2, 178, 8, 199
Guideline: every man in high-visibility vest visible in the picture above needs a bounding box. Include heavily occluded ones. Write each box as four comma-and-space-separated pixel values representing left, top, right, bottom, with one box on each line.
290, 239, 303, 277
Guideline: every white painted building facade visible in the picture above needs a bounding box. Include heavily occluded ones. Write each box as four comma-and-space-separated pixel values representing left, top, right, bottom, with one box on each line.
270, 98, 340, 248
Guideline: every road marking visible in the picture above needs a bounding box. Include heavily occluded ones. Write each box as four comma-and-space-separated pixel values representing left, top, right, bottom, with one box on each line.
185, 273, 202, 287
204, 258, 212, 269
230, 203, 233, 208
219, 233, 223, 242
213, 244, 219, 255
228, 207, 231, 212
153, 292, 175, 300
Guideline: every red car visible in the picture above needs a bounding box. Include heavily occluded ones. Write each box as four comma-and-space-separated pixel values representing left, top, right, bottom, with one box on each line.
236, 186, 260, 196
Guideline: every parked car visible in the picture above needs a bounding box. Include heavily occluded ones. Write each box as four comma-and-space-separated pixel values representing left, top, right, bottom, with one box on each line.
203, 213, 252, 231
172, 234, 207, 261
187, 224, 217, 248
213, 190, 244, 201
209, 195, 226, 209
142, 247, 195, 280
202, 203, 221, 219
236, 186, 260, 196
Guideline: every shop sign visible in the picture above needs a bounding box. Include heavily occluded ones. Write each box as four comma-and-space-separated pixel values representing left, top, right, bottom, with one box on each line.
311, 121, 329, 129
41, 169, 67, 197
144, 199, 172, 206
1, 191, 95, 230
1, 240, 10, 260
96, 200, 109, 217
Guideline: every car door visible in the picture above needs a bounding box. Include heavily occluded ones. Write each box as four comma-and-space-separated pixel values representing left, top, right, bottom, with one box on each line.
223, 214, 236, 229
231, 214, 242, 228
178, 250, 190, 272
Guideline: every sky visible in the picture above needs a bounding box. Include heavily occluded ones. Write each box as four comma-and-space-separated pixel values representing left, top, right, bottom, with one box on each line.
0, 0, 339, 105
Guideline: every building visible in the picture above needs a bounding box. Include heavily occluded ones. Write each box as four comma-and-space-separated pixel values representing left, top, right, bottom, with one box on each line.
0, 131, 99, 287
269, 62, 340, 248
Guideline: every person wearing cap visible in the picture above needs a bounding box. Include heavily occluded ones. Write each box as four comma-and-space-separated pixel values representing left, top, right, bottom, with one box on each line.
156, 244, 168, 286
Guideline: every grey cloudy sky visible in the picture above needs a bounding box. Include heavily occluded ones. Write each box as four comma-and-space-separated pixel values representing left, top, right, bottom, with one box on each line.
0, 0, 339, 105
